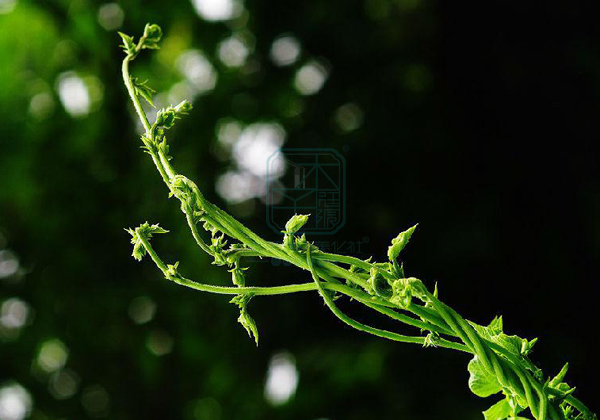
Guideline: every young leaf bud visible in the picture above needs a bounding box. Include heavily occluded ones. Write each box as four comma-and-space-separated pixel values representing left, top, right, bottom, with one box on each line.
166, 261, 180, 279
230, 294, 259, 345
391, 278, 413, 308
143, 23, 162, 44
173, 100, 192, 115
118, 32, 136, 55
368, 267, 393, 299
387, 224, 418, 261
156, 109, 176, 128
126, 222, 168, 261
284, 214, 309, 235
229, 266, 247, 287
423, 332, 440, 348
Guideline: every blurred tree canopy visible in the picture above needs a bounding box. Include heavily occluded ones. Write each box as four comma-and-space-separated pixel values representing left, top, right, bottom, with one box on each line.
1, 1, 599, 419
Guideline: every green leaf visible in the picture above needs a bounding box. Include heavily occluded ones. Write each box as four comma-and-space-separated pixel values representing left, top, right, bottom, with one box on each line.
173, 100, 192, 115
387, 224, 417, 261
155, 102, 193, 129
469, 317, 502, 341
493, 334, 524, 356
230, 294, 259, 345
549, 363, 569, 388
469, 318, 542, 379
156, 108, 176, 128
238, 308, 259, 346
118, 32, 135, 55
132, 78, 156, 107
547, 363, 576, 400
521, 337, 537, 355
423, 332, 440, 348
390, 277, 427, 307
470, 318, 537, 358
125, 222, 168, 261
483, 399, 511, 420
468, 356, 501, 398
488, 315, 503, 335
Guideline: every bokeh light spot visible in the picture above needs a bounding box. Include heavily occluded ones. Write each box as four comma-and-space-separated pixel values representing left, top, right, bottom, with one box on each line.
216, 118, 243, 148
128, 296, 156, 325
216, 171, 262, 204
0, 0, 16, 14
294, 61, 328, 95
0, 383, 32, 420
146, 330, 174, 356
49, 369, 79, 400
264, 352, 299, 406
270, 35, 301, 67
28, 92, 55, 120
0, 251, 19, 279
97, 3, 124, 31
217, 35, 250, 68
233, 123, 286, 177
37, 339, 69, 373
215, 122, 287, 203
334, 103, 364, 132
191, 0, 243, 22
56, 72, 90, 117
0, 298, 29, 329
176, 50, 218, 96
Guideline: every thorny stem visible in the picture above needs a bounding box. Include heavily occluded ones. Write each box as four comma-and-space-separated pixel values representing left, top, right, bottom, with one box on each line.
121, 25, 595, 420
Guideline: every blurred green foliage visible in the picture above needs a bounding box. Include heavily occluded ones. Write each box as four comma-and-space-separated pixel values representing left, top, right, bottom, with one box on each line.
1, 1, 599, 419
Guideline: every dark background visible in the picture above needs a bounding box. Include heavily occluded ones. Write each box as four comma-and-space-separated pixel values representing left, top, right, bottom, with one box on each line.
1, 1, 599, 419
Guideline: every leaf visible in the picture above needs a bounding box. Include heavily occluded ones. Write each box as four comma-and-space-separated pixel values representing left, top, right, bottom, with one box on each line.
469, 316, 503, 341
423, 332, 440, 348
156, 108, 176, 128
493, 334, 524, 356
470, 319, 543, 379
125, 222, 169, 261
468, 356, 501, 398
488, 316, 503, 335
155, 102, 192, 129
132, 78, 156, 107
470, 318, 537, 358
549, 363, 569, 388
483, 397, 526, 420
166, 261, 180, 278
547, 363, 576, 400
173, 100, 192, 115
238, 308, 259, 346
230, 294, 259, 345
483, 399, 511, 420
521, 337, 538, 355
387, 224, 418, 261
118, 32, 135, 55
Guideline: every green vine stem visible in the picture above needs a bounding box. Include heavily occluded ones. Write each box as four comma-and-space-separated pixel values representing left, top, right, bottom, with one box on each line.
120, 24, 595, 420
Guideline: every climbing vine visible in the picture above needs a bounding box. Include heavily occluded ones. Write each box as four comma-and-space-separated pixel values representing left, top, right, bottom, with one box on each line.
120, 24, 595, 420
